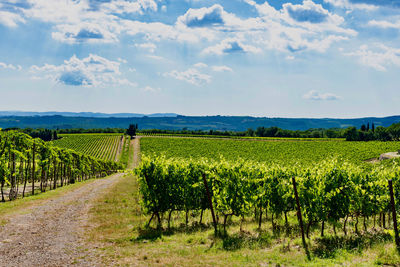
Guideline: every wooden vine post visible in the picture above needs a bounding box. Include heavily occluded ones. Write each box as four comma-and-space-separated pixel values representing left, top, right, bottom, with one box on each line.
292, 176, 310, 259
388, 179, 400, 249
202, 173, 218, 235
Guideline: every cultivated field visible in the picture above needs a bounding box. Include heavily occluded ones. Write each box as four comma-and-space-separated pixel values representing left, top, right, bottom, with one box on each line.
53, 133, 124, 161
140, 137, 400, 166
123, 136, 400, 266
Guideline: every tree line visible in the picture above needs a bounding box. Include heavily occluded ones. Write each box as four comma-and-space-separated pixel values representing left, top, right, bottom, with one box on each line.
3, 121, 400, 141
344, 122, 400, 141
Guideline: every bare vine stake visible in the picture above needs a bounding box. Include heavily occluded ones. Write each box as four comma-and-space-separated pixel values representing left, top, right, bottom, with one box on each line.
292, 176, 310, 259
202, 173, 218, 235
388, 180, 400, 249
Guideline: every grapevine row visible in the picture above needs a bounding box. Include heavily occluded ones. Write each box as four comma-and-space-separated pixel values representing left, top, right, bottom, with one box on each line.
0, 130, 123, 201
136, 156, 400, 238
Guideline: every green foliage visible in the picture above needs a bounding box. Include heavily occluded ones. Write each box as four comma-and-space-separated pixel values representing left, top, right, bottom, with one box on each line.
0, 130, 123, 201
140, 137, 400, 167
52, 134, 123, 161
135, 155, 400, 235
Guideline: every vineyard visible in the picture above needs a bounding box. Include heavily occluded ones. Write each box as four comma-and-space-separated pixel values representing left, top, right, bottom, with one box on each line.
53, 134, 124, 162
140, 137, 400, 166
134, 137, 400, 261
0, 130, 122, 202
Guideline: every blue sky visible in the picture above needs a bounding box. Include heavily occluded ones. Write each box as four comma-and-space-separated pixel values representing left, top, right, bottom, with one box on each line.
0, 0, 400, 118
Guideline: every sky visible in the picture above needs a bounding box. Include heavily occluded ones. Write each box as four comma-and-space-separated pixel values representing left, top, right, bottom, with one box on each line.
0, 0, 400, 118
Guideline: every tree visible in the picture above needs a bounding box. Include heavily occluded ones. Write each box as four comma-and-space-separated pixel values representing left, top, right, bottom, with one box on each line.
372, 123, 375, 132
53, 131, 58, 141
344, 127, 358, 141
361, 124, 366, 132
367, 123, 370, 132
127, 124, 138, 139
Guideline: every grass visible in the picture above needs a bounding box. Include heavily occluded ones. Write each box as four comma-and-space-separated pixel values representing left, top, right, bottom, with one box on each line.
88, 174, 400, 266
118, 136, 131, 168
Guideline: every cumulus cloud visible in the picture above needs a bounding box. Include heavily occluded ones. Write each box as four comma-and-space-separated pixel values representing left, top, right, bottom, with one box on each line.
212, 65, 233, 72
177, 4, 224, 27
146, 54, 166, 61
0, 10, 25, 27
163, 68, 211, 86
135, 42, 157, 53
243, 0, 356, 53
193, 62, 208, 68
203, 38, 261, 55
323, 0, 378, 10
345, 44, 400, 71
346, 0, 400, 8
29, 54, 136, 87
100, 0, 157, 15
17, 0, 159, 43
0, 62, 22, 71
284, 1, 329, 23
142, 85, 161, 92
303, 90, 340, 101
163, 62, 233, 85
1, 0, 356, 56
368, 19, 400, 29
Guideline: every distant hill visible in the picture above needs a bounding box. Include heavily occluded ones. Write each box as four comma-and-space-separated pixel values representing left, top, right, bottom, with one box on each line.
0, 114, 400, 131
0, 111, 178, 118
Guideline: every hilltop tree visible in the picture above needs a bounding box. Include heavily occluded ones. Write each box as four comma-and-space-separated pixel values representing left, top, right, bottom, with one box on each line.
127, 124, 138, 139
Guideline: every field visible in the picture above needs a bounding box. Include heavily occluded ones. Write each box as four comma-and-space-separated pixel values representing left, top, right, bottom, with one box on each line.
125, 136, 400, 266
53, 133, 124, 162
4, 134, 400, 266
140, 137, 400, 166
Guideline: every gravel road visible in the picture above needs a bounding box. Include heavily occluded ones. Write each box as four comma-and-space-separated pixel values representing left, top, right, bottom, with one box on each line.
0, 173, 123, 267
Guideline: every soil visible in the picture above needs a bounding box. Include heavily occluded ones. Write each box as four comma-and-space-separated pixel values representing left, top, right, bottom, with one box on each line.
0, 173, 123, 267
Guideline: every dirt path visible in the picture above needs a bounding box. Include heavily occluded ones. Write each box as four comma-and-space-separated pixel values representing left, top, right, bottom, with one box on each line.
0, 173, 123, 267
126, 137, 140, 170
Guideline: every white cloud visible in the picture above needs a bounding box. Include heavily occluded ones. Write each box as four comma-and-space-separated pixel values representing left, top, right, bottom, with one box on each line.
2, 0, 356, 55
29, 54, 136, 87
303, 90, 340, 101
212, 65, 233, 72
243, 0, 356, 53
0, 62, 22, 70
135, 42, 157, 53
203, 38, 261, 55
0, 10, 25, 27
146, 54, 165, 61
163, 68, 212, 86
142, 85, 161, 92
177, 4, 225, 28
20, 0, 158, 44
345, 44, 400, 71
323, 0, 378, 10
117, 58, 128, 63
368, 20, 400, 29
193, 62, 208, 68
100, 0, 157, 15
24, 0, 88, 24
